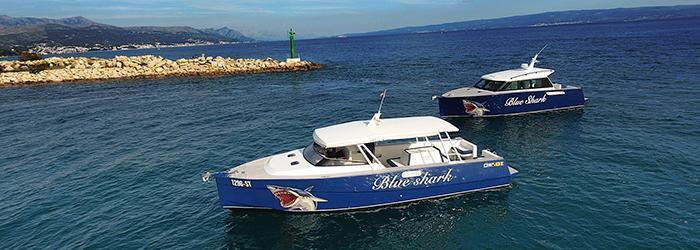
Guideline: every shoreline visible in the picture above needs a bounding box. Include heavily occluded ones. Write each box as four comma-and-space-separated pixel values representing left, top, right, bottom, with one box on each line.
0, 55, 321, 87
0, 42, 248, 59
28, 41, 250, 56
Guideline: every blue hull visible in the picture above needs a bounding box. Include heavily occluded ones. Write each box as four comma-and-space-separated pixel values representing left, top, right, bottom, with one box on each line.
214, 160, 516, 212
438, 88, 585, 117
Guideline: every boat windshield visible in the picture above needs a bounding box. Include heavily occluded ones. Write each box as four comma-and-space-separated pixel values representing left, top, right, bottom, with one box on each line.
303, 142, 367, 167
474, 79, 506, 91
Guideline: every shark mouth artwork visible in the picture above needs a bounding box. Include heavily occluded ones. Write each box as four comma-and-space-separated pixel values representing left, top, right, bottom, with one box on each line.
462, 100, 490, 116
266, 185, 328, 211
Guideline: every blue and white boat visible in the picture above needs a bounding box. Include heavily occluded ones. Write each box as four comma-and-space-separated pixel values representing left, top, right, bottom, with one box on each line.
435, 46, 586, 117
207, 110, 518, 212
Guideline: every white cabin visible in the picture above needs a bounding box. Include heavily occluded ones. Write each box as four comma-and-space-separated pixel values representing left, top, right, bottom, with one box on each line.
440, 47, 576, 98
481, 67, 554, 82
313, 116, 458, 148
227, 115, 500, 179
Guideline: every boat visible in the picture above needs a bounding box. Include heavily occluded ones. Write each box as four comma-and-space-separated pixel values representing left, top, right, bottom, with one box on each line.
206, 95, 518, 212
434, 46, 586, 117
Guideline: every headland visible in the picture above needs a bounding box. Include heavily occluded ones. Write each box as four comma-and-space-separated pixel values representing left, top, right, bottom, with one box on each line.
0, 55, 321, 86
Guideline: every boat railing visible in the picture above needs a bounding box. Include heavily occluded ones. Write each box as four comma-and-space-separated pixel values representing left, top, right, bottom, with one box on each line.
437, 132, 461, 162
357, 143, 386, 169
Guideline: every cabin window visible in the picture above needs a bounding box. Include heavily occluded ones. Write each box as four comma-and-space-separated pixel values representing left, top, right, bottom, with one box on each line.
529, 79, 539, 88
475, 80, 505, 91
532, 78, 553, 88
302, 142, 368, 167
501, 82, 519, 91
518, 80, 530, 89
543, 78, 553, 87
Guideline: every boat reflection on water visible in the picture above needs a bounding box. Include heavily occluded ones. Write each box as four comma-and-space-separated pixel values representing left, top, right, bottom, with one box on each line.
445, 109, 586, 148
221, 188, 513, 249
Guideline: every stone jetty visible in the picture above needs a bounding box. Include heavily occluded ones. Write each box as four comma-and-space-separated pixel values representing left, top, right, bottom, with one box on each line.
0, 55, 322, 86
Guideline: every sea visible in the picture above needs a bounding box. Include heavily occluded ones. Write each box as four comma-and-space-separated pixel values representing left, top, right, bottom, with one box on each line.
0, 18, 698, 249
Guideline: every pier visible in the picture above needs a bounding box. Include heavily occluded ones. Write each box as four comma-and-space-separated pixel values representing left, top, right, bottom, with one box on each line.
0, 55, 321, 86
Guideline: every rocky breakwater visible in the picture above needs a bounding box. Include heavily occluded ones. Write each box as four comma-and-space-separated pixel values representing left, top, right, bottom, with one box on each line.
0, 55, 322, 86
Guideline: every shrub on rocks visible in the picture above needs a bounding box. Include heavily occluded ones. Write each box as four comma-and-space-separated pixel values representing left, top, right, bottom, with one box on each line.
28, 63, 50, 74
18, 52, 42, 62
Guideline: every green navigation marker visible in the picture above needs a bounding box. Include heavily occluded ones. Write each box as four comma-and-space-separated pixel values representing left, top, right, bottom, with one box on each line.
289, 29, 297, 59
286, 28, 301, 63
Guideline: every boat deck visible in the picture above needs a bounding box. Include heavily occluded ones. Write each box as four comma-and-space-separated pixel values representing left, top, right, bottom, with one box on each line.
442, 83, 579, 98
227, 146, 503, 180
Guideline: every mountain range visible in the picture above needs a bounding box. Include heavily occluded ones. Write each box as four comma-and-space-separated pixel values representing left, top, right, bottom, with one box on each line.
342, 5, 700, 37
0, 15, 253, 56
0, 15, 98, 28
2, 4, 699, 56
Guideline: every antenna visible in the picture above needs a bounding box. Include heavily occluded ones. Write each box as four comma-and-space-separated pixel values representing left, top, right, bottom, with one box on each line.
369, 89, 387, 127
377, 89, 387, 114
527, 44, 548, 70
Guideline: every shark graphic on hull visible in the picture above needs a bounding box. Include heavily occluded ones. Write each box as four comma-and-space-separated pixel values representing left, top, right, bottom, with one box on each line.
462, 100, 490, 117
266, 185, 328, 211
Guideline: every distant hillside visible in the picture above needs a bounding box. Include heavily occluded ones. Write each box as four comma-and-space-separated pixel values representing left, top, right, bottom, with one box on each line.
0, 15, 97, 28
0, 15, 254, 56
202, 27, 255, 42
343, 5, 700, 37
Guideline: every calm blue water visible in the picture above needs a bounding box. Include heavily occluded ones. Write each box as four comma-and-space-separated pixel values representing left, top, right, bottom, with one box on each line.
1, 19, 699, 249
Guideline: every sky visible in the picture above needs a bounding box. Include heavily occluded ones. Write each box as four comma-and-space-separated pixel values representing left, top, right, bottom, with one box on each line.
1, 0, 699, 40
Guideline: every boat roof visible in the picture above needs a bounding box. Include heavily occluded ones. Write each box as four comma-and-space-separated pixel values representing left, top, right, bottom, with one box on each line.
313, 116, 459, 148
481, 67, 554, 82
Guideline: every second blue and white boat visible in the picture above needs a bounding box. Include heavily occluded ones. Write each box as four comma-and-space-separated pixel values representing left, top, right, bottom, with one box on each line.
435, 46, 586, 117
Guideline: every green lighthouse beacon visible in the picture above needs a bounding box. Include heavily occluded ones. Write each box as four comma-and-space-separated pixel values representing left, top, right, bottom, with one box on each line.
287, 28, 301, 63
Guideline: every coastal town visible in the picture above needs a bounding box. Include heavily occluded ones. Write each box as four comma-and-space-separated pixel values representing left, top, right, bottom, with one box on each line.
27, 41, 240, 55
